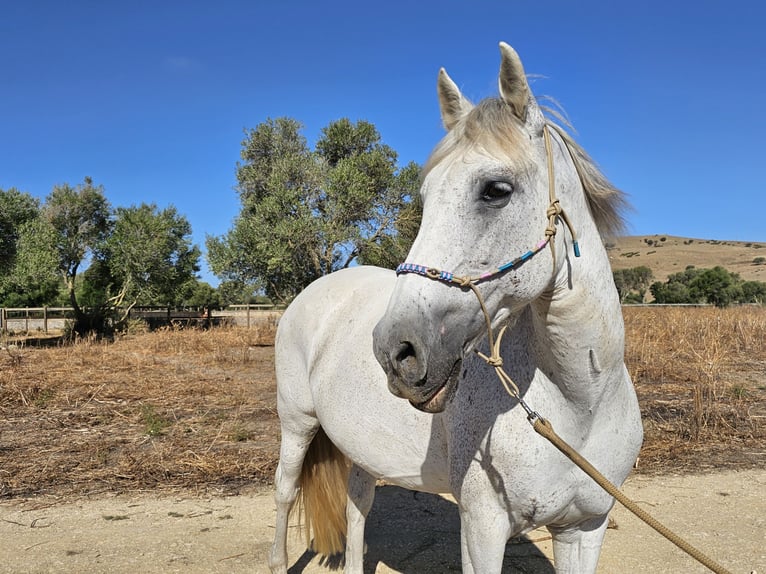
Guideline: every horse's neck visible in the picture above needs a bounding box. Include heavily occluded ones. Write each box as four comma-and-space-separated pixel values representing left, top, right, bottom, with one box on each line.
529, 231, 626, 410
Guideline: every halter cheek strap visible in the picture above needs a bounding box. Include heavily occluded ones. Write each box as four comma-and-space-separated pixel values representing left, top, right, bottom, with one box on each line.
543, 125, 580, 263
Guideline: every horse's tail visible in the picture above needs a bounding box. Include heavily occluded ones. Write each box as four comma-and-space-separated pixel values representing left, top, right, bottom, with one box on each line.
295, 426, 349, 556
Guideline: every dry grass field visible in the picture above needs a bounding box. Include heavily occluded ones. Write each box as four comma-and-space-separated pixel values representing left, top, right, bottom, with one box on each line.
623, 306, 766, 471
1, 306, 765, 499
608, 234, 766, 283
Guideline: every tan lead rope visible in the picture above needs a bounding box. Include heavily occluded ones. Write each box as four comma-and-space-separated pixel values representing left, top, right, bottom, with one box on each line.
531, 416, 734, 574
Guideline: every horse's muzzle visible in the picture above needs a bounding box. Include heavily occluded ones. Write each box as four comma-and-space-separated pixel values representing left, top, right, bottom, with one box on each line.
372, 320, 462, 413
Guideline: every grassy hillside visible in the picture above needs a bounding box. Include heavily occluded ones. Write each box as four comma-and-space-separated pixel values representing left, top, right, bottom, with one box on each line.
607, 235, 766, 283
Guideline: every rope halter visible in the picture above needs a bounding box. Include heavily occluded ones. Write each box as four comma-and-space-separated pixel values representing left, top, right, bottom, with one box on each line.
394, 124, 580, 408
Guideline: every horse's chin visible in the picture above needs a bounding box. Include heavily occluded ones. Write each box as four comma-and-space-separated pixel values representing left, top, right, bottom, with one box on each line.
409, 359, 462, 414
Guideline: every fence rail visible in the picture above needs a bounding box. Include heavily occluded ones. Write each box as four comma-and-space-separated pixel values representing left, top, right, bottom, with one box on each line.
0, 305, 282, 334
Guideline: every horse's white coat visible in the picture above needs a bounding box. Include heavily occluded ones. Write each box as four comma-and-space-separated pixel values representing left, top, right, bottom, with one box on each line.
269, 43, 643, 574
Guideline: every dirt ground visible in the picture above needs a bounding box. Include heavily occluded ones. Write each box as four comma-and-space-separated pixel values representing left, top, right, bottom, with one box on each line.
1, 318, 764, 573
0, 469, 763, 573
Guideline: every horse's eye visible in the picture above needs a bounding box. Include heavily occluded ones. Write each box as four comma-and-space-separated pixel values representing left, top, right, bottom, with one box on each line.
481, 181, 514, 205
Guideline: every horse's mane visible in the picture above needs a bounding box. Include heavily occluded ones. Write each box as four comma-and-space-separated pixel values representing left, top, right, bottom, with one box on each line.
424, 97, 628, 239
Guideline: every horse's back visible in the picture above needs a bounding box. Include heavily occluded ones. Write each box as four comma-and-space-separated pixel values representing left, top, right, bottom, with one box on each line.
275, 266, 450, 492
276, 266, 395, 376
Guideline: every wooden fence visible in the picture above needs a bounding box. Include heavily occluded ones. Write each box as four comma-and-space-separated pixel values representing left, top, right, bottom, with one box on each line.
0, 304, 282, 334
0, 307, 73, 334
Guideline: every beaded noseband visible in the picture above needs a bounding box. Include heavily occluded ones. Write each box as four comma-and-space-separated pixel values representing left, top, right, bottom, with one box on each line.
396, 125, 579, 288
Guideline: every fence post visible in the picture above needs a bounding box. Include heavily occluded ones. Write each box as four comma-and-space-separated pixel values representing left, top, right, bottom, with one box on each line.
246, 303, 251, 329
43, 306, 49, 334
1, 308, 5, 335
25, 307, 29, 332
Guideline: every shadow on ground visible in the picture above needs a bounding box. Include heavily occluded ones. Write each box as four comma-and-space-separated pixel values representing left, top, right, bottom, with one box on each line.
288, 485, 554, 573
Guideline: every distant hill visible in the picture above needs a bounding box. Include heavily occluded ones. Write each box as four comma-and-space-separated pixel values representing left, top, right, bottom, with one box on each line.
607, 235, 766, 283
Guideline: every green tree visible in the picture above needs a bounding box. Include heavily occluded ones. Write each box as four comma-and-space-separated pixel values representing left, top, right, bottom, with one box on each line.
207, 117, 421, 303
215, 280, 260, 307
0, 187, 39, 274
650, 280, 697, 304
40, 177, 112, 334
104, 203, 200, 313
741, 281, 766, 304
0, 219, 62, 307
177, 280, 221, 308
650, 266, 702, 305
0, 189, 62, 306
688, 266, 741, 307
612, 266, 653, 303
649, 265, 766, 307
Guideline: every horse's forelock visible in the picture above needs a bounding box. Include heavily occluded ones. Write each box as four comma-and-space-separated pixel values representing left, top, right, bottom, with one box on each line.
423, 98, 528, 178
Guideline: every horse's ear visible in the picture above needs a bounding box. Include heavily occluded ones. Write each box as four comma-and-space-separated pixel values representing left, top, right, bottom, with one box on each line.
438, 68, 472, 131
498, 42, 530, 122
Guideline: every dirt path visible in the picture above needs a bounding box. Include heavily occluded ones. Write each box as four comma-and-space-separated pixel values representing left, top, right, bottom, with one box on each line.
1, 470, 763, 573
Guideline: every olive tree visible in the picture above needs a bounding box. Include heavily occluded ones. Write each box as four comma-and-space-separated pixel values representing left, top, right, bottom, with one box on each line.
207, 117, 421, 303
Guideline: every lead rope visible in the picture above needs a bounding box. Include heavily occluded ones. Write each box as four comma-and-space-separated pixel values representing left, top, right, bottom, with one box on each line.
396, 125, 736, 574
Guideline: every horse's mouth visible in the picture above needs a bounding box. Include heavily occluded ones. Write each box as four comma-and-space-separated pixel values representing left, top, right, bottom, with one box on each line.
410, 359, 462, 414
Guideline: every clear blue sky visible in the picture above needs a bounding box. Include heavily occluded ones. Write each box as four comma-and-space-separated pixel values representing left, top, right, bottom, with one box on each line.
2, 1, 765, 285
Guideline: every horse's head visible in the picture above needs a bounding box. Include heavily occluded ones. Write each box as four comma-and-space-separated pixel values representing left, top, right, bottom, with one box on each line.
373, 43, 594, 413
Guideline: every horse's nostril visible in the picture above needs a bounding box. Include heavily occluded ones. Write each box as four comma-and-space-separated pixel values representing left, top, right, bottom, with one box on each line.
395, 341, 416, 363
394, 341, 425, 386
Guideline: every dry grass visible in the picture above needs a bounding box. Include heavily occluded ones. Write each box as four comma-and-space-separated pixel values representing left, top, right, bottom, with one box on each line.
0, 307, 764, 499
624, 306, 766, 472
0, 323, 279, 499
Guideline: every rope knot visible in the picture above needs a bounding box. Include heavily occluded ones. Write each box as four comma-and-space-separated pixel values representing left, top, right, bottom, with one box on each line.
486, 356, 503, 368
546, 199, 562, 219
545, 199, 562, 240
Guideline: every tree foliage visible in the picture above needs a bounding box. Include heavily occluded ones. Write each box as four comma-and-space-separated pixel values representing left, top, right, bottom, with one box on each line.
1, 217, 62, 306
0, 188, 61, 306
650, 265, 766, 307
207, 117, 421, 303
612, 266, 653, 303
39, 178, 113, 333
1, 179, 204, 335
0, 188, 40, 274
105, 203, 201, 310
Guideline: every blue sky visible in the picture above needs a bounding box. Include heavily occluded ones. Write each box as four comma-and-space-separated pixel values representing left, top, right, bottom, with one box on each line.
2, 1, 765, 285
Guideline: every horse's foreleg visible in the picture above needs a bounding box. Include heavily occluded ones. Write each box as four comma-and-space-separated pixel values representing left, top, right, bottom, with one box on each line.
343, 465, 376, 574
548, 514, 609, 574
268, 422, 319, 574
458, 504, 510, 574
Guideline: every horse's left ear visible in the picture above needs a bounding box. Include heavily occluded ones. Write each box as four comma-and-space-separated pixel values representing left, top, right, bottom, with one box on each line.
498, 42, 530, 122
438, 68, 473, 131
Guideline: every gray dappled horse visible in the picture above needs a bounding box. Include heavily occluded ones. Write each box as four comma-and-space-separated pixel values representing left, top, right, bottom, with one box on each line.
269, 42, 642, 574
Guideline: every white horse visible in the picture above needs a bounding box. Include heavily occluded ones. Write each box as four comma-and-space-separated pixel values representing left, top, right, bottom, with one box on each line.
269, 42, 643, 574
